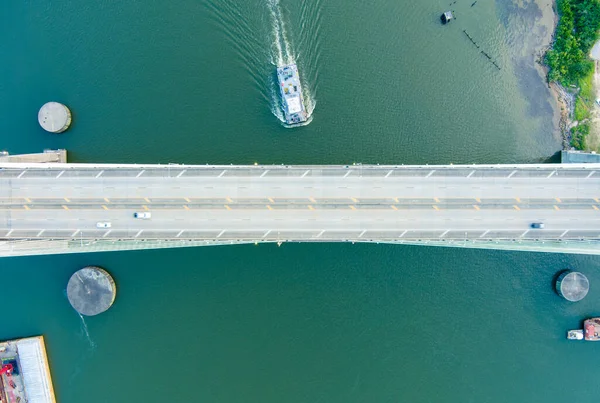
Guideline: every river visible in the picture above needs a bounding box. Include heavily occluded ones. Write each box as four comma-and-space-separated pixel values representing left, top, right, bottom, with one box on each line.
1, 0, 599, 402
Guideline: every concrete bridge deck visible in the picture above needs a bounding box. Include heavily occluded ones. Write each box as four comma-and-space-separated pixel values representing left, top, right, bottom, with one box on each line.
1, 163, 599, 256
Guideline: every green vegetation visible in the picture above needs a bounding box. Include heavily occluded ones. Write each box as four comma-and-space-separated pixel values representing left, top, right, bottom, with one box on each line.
545, 0, 600, 149
571, 122, 590, 149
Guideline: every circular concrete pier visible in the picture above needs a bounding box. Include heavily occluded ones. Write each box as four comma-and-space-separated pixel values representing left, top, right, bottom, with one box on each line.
38, 102, 72, 133
555, 270, 589, 302
67, 266, 116, 316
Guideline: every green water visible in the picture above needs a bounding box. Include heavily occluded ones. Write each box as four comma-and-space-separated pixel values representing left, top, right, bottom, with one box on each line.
1, 0, 599, 402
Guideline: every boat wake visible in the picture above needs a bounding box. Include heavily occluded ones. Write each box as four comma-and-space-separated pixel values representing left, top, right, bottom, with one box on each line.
203, 0, 320, 127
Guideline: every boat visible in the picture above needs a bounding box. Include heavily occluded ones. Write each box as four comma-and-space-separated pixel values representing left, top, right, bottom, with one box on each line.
276, 63, 309, 127
584, 318, 600, 341
566, 317, 600, 341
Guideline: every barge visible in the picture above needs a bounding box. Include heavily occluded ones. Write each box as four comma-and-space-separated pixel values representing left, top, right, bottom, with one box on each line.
0, 336, 56, 403
276, 63, 310, 127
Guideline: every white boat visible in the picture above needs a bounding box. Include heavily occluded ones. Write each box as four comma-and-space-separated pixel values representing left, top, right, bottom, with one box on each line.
276, 63, 309, 127
567, 329, 584, 340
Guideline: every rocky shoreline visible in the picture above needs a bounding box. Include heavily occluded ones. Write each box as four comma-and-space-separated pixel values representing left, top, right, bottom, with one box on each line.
535, 0, 574, 149
549, 82, 576, 149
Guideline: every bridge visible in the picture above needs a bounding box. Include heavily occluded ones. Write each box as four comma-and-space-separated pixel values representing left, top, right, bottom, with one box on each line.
1, 163, 599, 257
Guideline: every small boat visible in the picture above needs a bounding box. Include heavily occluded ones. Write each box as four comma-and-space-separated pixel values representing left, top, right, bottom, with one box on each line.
584, 318, 600, 341
276, 63, 309, 127
567, 317, 600, 341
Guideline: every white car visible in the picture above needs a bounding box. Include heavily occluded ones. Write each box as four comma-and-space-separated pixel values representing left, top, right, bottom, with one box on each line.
96, 222, 111, 228
134, 212, 151, 219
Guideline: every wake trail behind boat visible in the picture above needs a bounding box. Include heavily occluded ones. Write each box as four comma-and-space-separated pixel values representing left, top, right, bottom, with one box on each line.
267, 0, 293, 66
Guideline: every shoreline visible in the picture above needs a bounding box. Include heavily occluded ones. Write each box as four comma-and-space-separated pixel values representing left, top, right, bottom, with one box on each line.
541, 0, 600, 151
534, 0, 574, 149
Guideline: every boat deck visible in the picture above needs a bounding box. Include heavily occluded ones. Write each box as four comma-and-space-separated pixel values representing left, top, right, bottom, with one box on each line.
584, 318, 600, 341
277, 64, 309, 126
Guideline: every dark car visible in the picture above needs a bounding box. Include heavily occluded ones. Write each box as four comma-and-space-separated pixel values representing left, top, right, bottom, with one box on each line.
531, 223, 544, 229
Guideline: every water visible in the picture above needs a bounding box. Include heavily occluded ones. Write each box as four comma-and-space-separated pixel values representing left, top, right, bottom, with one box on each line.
1, 0, 598, 402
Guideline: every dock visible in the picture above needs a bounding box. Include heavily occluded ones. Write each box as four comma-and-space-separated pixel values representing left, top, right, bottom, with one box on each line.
0, 336, 56, 403
0, 150, 66, 164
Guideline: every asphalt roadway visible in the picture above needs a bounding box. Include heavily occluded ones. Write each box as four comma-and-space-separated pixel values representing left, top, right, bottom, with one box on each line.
1, 164, 599, 242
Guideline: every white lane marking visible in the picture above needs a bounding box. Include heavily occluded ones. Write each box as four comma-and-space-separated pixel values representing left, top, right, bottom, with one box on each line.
425, 170, 435, 178
218, 170, 227, 178
479, 230, 489, 238
520, 230, 529, 237
37, 230, 45, 237
344, 171, 352, 178
560, 230, 569, 238
103, 230, 111, 238
17, 171, 26, 179
467, 170, 475, 178
176, 230, 184, 238
301, 170, 310, 178
176, 170, 186, 178
547, 171, 556, 179
359, 230, 366, 238
71, 230, 79, 237
136, 170, 145, 178
95, 170, 104, 178
263, 230, 271, 238
587, 171, 596, 179
6, 230, 13, 237
56, 170, 65, 179
399, 230, 408, 238
385, 170, 393, 178
260, 170, 269, 178
135, 230, 143, 238
217, 230, 226, 238
316, 230, 325, 238
439, 230, 449, 238
507, 170, 517, 178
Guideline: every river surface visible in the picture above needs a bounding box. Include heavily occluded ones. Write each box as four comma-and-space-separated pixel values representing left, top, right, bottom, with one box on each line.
1, 0, 600, 402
